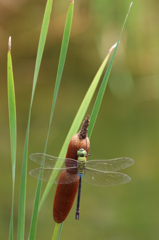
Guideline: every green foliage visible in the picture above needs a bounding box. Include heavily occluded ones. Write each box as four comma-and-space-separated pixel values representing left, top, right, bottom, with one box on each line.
7, 1, 132, 239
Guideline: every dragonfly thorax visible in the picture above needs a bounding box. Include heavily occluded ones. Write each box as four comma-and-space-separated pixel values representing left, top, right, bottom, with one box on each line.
77, 157, 86, 175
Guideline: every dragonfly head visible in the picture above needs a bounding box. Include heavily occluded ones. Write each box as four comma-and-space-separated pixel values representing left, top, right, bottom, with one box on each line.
77, 148, 87, 158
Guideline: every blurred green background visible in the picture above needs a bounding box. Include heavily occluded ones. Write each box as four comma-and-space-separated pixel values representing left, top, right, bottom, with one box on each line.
1, 0, 159, 239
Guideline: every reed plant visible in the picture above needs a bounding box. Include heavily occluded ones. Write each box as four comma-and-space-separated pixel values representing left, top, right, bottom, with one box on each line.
7, 1, 133, 239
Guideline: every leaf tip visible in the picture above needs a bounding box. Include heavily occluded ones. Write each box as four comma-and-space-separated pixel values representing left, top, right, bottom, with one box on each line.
127, 2, 133, 16
70, 0, 74, 4
109, 42, 118, 54
8, 36, 11, 51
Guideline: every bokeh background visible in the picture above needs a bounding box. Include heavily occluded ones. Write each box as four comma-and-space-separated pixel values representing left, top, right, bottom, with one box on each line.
1, 0, 159, 239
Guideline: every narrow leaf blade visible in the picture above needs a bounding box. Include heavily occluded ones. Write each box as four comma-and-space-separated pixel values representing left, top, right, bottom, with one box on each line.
17, 0, 53, 239
7, 37, 17, 240
88, 2, 133, 138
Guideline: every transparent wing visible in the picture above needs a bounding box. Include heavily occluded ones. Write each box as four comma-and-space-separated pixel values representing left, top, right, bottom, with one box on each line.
29, 168, 79, 184
85, 157, 134, 172
29, 153, 79, 183
29, 153, 77, 169
83, 168, 131, 186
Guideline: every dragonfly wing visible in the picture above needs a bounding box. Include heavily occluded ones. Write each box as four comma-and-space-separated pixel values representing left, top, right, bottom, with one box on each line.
29, 153, 78, 169
29, 168, 79, 184
29, 153, 65, 168
83, 168, 131, 186
85, 157, 134, 172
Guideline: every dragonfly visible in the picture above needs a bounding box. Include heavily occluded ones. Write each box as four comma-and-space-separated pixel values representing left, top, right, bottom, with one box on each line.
29, 148, 134, 220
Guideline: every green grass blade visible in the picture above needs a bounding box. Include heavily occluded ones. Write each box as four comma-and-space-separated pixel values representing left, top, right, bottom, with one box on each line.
17, 0, 53, 239
51, 223, 63, 240
30, 0, 54, 106
39, 40, 115, 212
7, 37, 17, 240
88, 2, 133, 138
52, 224, 60, 240
44, 0, 74, 154
57, 223, 63, 240
28, 2, 73, 239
